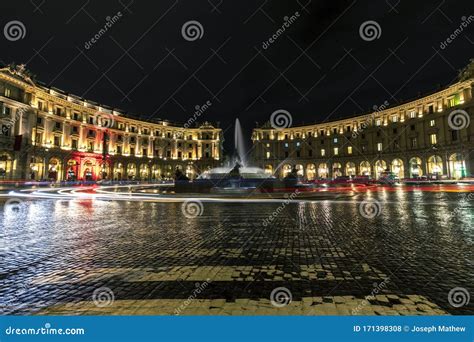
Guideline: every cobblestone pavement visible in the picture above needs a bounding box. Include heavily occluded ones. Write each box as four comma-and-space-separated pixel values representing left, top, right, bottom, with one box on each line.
0, 187, 473, 315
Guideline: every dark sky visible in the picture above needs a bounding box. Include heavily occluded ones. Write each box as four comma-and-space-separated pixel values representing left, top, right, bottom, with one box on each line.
1, 0, 473, 154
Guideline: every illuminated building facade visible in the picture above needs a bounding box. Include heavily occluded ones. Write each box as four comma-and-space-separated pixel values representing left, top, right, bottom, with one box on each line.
0, 65, 222, 181
252, 78, 474, 180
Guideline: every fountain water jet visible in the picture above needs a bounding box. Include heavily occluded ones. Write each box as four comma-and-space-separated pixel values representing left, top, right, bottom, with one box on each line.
234, 118, 247, 166
173, 118, 276, 192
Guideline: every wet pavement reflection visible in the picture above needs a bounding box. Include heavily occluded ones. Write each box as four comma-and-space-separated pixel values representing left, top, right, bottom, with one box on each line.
0, 187, 473, 315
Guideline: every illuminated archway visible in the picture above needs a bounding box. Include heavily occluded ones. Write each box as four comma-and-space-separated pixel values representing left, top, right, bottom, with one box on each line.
282, 164, 292, 177
139, 163, 150, 180
152, 164, 161, 180
427, 155, 443, 176
29, 156, 44, 180
408, 157, 422, 177
113, 162, 124, 180
448, 153, 466, 179
82, 159, 96, 181
318, 163, 328, 178
391, 159, 404, 179
360, 161, 371, 176
374, 160, 387, 179
306, 163, 316, 180
295, 164, 304, 177
332, 162, 342, 177
126, 163, 137, 180
66, 159, 79, 181
48, 157, 62, 181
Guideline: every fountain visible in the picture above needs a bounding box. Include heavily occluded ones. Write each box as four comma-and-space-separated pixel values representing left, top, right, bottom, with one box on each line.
174, 119, 276, 193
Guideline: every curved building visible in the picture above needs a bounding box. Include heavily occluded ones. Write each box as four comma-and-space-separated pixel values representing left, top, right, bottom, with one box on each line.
0, 65, 222, 181
252, 76, 474, 180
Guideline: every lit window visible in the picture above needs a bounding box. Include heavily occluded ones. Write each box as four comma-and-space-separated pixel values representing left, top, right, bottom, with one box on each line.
376, 119, 381, 126
377, 143, 383, 151
333, 147, 339, 155
4, 88, 11, 97
284, 143, 289, 148
347, 146, 352, 154
266, 152, 270, 159
296, 142, 300, 147
409, 110, 416, 118
430, 134, 437, 145
266, 143, 270, 147
430, 120, 435, 127
391, 116, 398, 123
321, 149, 325, 156
333, 138, 338, 143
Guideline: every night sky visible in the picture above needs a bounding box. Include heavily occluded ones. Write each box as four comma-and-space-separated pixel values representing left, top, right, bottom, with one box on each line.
1, 0, 473, 153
